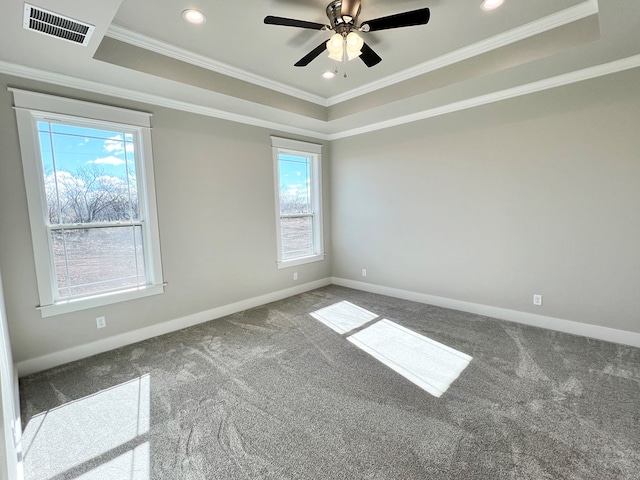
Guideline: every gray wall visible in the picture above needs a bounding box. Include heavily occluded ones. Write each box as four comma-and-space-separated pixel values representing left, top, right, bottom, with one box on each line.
1, 66, 639, 370
0, 75, 331, 364
331, 69, 640, 333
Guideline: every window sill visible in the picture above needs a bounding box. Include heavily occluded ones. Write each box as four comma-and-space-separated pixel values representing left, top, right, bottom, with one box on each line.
277, 253, 325, 269
39, 284, 165, 318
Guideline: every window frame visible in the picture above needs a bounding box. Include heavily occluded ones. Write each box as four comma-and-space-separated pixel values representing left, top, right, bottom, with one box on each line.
271, 136, 324, 269
11, 89, 164, 317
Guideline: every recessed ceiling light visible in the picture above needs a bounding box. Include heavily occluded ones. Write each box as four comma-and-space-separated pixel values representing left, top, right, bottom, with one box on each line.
322, 70, 336, 79
480, 0, 505, 11
182, 9, 206, 24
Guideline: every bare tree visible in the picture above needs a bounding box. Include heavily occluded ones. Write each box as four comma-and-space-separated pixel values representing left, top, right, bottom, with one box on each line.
45, 166, 137, 224
279, 187, 311, 215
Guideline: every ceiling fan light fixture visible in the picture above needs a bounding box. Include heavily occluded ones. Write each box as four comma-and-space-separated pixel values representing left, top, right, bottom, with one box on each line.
327, 33, 343, 53
480, 0, 505, 11
345, 32, 363, 60
322, 70, 337, 79
327, 33, 344, 61
346, 36, 362, 60
346, 32, 363, 50
182, 9, 206, 24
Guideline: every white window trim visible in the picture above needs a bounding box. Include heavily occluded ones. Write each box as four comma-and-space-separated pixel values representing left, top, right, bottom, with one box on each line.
271, 136, 324, 269
11, 88, 164, 317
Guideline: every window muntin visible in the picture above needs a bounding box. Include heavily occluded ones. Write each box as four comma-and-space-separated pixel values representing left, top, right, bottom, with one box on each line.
271, 137, 324, 268
12, 89, 164, 316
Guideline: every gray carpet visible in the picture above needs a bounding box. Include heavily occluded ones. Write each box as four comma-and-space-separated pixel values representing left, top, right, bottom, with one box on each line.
19, 285, 640, 479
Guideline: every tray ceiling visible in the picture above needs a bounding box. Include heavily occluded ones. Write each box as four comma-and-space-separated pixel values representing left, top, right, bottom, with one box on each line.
0, 1, 639, 139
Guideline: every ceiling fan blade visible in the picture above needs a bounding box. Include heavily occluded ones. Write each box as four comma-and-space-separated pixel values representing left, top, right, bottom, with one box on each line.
294, 42, 328, 67
264, 15, 327, 30
361, 7, 430, 32
360, 42, 382, 67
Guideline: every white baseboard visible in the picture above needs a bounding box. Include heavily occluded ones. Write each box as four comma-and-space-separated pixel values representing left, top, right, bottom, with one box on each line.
332, 277, 640, 348
17, 275, 639, 376
17, 278, 332, 376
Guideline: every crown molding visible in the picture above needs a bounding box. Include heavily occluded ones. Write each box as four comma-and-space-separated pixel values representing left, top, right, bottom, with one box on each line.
327, 0, 599, 105
106, 24, 329, 107
2, 54, 638, 143
328, 54, 640, 140
0, 60, 329, 140
105, 1, 598, 109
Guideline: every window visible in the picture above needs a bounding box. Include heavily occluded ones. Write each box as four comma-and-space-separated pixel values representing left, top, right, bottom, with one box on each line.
12, 89, 164, 317
271, 137, 324, 268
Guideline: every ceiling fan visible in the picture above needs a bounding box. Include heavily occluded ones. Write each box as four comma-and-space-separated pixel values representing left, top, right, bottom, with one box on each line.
264, 0, 431, 68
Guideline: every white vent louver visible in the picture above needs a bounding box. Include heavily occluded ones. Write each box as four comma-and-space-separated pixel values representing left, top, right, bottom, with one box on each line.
23, 3, 95, 46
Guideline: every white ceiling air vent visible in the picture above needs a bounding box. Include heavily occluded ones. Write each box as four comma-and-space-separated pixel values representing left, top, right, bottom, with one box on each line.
23, 3, 95, 46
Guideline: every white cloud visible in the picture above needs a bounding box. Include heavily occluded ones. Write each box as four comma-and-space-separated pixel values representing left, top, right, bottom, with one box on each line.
286, 183, 304, 195
87, 156, 125, 166
97, 175, 126, 187
46, 170, 76, 183
44, 171, 135, 197
103, 136, 134, 155
44, 171, 83, 196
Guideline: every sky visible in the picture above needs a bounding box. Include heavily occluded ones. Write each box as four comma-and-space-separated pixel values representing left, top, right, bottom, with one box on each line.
278, 153, 311, 200
37, 121, 136, 181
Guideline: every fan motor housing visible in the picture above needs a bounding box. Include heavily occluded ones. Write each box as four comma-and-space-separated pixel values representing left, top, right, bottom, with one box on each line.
326, 0, 360, 33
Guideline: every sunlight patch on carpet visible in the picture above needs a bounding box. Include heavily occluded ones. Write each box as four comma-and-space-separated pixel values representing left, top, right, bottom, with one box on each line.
310, 300, 378, 334
74, 442, 149, 480
21, 374, 150, 480
348, 319, 472, 397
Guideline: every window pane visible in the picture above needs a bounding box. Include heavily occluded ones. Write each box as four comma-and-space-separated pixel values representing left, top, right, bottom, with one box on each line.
279, 154, 311, 215
281, 216, 313, 259
37, 121, 139, 224
52, 226, 146, 299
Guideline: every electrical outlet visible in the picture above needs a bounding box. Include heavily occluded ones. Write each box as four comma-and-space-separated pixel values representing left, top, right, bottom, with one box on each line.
293, 272, 298, 281
533, 294, 543, 306
96, 316, 106, 329
362, 268, 367, 277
